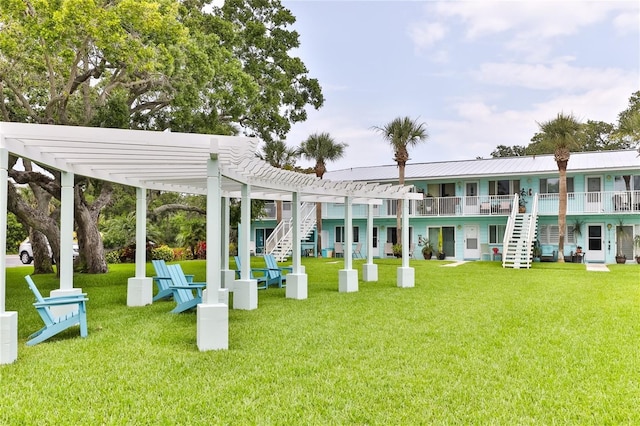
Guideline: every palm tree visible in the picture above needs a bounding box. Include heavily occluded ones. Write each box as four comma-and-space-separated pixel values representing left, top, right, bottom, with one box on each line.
259, 140, 300, 223
298, 132, 348, 256
372, 116, 428, 245
537, 112, 581, 262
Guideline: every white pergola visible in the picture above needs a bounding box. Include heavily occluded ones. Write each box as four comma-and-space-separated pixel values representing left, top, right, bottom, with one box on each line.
0, 122, 421, 364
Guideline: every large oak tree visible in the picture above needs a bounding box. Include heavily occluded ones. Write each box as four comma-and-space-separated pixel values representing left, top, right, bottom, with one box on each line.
0, 0, 323, 273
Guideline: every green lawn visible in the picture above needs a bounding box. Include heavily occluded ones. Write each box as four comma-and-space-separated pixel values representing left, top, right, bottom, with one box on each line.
2, 259, 639, 424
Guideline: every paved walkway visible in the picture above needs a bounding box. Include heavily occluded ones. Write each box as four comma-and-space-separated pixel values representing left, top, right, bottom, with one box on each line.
586, 263, 610, 272
441, 261, 469, 267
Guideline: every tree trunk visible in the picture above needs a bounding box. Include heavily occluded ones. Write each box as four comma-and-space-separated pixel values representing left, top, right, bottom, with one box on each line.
396, 163, 406, 245
73, 182, 111, 273
316, 201, 322, 257
557, 162, 568, 263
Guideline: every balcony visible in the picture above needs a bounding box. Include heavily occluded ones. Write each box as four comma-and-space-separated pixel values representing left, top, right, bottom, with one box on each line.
537, 190, 640, 216
321, 190, 640, 220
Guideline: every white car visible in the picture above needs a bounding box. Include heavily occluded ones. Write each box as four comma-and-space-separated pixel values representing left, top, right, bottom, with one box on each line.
19, 238, 80, 265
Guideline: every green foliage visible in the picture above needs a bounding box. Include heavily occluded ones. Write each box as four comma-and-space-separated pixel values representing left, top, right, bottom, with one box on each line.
151, 244, 174, 262
6, 212, 27, 253
372, 116, 428, 167
421, 240, 433, 255
491, 144, 527, 157
104, 250, 121, 264
298, 132, 347, 178
2, 261, 639, 423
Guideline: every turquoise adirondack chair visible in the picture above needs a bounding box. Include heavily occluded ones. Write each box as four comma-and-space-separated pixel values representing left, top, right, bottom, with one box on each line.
166, 264, 206, 314
24, 275, 88, 346
152, 259, 196, 302
263, 254, 293, 288
233, 256, 268, 290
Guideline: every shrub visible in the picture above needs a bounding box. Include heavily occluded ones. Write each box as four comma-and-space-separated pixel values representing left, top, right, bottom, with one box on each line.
151, 245, 174, 262
105, 250, 121, 264
172, 247, 187, 261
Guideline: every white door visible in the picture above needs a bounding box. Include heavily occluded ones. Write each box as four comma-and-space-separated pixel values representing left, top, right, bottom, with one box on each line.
585, 176, 602, 212
464, 225, 480, 259
586, 224, 605, 262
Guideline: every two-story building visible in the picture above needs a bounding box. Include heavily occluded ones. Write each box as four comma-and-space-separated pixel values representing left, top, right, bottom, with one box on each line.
251, 149, 640, 265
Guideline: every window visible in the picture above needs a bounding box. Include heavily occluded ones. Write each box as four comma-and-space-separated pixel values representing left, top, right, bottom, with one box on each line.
335, 226, 359, 243
539, 224, 576, 244
489, 224, 506, 244
539, 177, 574, 193
539, 224, 559, 244
489, 180, 520, 195
614, 175, 640, 191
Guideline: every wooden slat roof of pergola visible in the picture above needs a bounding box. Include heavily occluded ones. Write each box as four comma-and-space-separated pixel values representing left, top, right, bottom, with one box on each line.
0, 122, 420, 202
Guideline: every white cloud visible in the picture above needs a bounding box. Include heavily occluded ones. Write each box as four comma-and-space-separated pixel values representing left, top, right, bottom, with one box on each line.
613, 9, 640, 34
474, 62, 636, 92
411, 1, 639, 56
408, 22, 447, 51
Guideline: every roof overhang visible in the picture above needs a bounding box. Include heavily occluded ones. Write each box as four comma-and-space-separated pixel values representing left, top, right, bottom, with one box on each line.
0, 122, 421, 202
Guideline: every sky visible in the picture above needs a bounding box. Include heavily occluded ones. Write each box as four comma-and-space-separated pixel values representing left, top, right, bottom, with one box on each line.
276, 0, 640, 172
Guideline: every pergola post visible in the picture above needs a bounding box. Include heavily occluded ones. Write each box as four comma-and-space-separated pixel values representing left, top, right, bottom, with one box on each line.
197, 152, 228, 351
50, 171, 82, 316
339, 196, 358, 292
127, 187, 152, 306
220, 197, 236, 292
286, 191, 307, 299
397, 195, 415, 288
234, 183, 258, 310
363, 203, 378, 281
0, 145, 17, 364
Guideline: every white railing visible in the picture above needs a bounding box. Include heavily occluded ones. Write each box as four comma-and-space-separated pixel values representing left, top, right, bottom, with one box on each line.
537, 190, 640, 215
264, 202, 316, 255
320, 191, 639, 219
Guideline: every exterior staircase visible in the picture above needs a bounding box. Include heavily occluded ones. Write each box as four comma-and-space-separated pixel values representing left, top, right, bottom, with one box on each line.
265, 202, 317, 261
502, 194, 539, 269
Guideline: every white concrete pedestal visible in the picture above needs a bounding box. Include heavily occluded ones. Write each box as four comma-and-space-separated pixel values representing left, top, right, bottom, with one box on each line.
397, 267, 415, 288
50, 288, 83, 317
286, 273, 308, 300
339, 269, 358, 293
362, 263, 378, 282
0, 311, 18, 364
221, 269, 236, 291
233, 279, 258, 310
204, 288, 230, 306
196, 303, 228, 351
127, 277, 153, 306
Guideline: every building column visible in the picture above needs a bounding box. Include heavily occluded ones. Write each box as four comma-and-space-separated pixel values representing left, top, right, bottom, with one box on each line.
220, 197, 235, 293
339, 196, 358, 292
397, 196, 415, 288
197, 150, 228, 351
363, 202, 378, 282
234, 183, 258, 310
287, 192, 308, 299
0, 145, 18, 364
127, 187, 153, 306
50, 171, 82, 316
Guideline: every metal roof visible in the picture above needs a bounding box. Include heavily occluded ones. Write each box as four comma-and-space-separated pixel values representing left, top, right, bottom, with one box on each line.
324, 149, 640, 182
0, 122, 420, 202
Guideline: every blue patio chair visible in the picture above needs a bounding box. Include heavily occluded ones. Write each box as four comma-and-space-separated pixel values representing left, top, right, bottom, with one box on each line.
152, 259, 196, 302
24, 275, 88, 346
166, 264, 206, 314
263, 254, 292, 288
233, 256, 268, 290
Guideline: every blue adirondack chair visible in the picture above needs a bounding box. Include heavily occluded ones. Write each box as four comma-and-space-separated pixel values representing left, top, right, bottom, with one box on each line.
263, 254, 293, 288
152, 259, 173, 301
233, 256, 268, 290
24, 275, 88, 346
151, 259, 196, 302
166, 264, 206, 314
